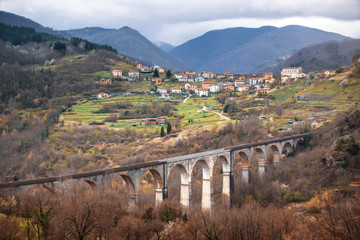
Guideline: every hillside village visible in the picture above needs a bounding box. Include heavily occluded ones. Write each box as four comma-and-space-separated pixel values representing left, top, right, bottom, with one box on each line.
98, 63, 337, 99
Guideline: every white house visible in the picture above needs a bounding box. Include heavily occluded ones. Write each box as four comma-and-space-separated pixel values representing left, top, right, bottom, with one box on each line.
97, 92, 109, 99
128, 71, 140, 78
209, 84, 223, 93
281, 67, 303, 78
218, 81, 232, 87
195, 76, 205, 82
224, 72, 234, 79
215, 73, 225, 79
237, 85, 249, 92
140, 66, 151, 73
185, 83, 197, 91
281, 67, 303, 83
235, 80, 246, 87
171, 88, 182, 94
112, 70, 122, 77
157, 88, 168, 94
175, 73, 189, 82
152, 65, 161, 71
199, 71, 215, 79
195, 88, 209, 97
249, 78, 263, 85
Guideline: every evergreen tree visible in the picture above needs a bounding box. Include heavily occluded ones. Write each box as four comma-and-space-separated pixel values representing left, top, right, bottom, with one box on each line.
160, 126, 165, 137
153, 68, 159, 78
167, 123, 172, 134
166, 70, 172, 78
53, 41, 66, 54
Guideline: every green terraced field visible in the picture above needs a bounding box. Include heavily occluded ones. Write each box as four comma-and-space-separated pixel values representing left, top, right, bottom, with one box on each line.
60, 94, 229, 134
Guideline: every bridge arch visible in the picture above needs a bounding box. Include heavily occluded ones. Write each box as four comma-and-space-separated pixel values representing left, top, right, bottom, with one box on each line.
109, 173, 136, 195
213, 155, 230, 172
70, 178, 97, 195
138, 168, 162, 207
147, 168, 164, 188
252, 147, 265, 163
235, 151, 250, 167
191, 159, 211, 210
26, 184, 57, 196
233, 150, 251, 196
212, 155, 230, 208
281, 142, 293, 156
167, 163, 190, 207
191, 159, 211, 179
267, 144, 281, 164
23, 184, 58, 213
294, 138, 304, 151
75, 178, 97, 188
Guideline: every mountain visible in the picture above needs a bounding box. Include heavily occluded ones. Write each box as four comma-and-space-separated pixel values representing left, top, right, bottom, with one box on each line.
170, 26, 276, 71
170, 25, 350, 73
0, 10, 70, 38
65, 27, 187, 70
0, 11, 186, 70
155, 41, 175, 52
272, 39, 360, 73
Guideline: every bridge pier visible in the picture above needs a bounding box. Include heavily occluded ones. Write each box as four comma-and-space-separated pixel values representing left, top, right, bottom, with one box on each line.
222, 171, 230, 197
273, 156, 281, 167
162, 186, 168, 200
155, 188, 163, 206
129, 194, 137, 206
202, 178, 212, 211
180, 183, 190, 208
241, 167, 250, 184
258, 162, 267, 179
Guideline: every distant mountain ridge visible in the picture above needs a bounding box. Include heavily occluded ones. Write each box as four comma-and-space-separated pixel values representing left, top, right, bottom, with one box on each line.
0, 11, 186, 70
170, 26, 276, 71
65, 27, 187, 70
155, 41, 175, 52
1, 10, 357, 74
0, 10, 71, 38
170, 25, 350, 73
0, 10, 52, 33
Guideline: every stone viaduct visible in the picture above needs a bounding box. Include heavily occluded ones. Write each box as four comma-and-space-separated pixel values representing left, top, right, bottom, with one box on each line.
0, 133, 310, 210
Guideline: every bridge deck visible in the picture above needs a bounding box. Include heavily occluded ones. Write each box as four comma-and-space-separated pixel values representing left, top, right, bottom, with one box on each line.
225, 133, 310, 151
158, 148, 228, 163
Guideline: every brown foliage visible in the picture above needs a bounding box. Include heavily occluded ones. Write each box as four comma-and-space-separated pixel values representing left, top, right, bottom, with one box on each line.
0, 216, 22, 240
290, 190, 360, 240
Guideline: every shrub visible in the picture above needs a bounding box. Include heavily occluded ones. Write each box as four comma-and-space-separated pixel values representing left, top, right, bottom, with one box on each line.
104, 113, 117, 122
284, 191, 306, 202
306, 195, 321, 213
158, 201, 182, 223
89, 121, 105, 125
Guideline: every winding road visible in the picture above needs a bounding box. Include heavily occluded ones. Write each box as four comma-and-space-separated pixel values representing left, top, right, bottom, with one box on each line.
202, 105, 230, 121
183, 95, 230, 121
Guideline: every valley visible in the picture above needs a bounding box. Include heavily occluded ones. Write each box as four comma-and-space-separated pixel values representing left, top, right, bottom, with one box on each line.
0, 10, 359, 240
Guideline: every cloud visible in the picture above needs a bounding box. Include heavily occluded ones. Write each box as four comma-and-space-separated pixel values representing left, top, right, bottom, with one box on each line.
1, 0, 360, 44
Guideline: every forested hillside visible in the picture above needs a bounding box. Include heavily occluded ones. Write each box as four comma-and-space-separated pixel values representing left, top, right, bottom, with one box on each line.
170, 25, 349, 73
66, 27, 187, 70
0, 23, 136, 181
279, 39, 360, 73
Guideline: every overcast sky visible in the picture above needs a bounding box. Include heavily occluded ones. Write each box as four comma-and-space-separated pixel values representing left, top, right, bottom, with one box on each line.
1, 0, 360, 46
